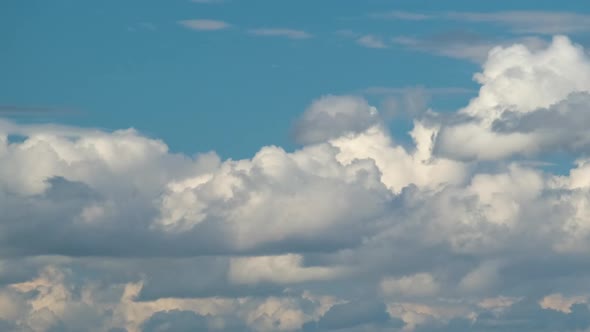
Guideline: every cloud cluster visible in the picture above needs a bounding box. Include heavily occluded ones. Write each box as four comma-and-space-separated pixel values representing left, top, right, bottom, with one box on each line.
2, 36, 590, 331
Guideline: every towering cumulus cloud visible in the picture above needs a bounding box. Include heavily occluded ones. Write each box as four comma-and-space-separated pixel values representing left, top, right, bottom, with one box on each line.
2, 36, 590, 331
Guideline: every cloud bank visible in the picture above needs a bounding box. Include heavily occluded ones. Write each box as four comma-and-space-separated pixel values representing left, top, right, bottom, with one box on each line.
2, 36, 590, 331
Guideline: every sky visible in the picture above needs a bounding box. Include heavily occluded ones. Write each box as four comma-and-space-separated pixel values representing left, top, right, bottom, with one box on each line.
3, 0, 590, 331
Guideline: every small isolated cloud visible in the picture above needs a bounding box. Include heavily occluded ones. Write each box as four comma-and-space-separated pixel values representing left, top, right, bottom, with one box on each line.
191, 0, 225, 3
337, 30, 388, 49
248, 28, 312, 39
369, 10, 431, 20
357, 34, 388, 48
178, 19, 230, 31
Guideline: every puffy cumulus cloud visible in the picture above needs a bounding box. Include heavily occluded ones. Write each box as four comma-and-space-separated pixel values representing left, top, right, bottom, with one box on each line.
436, 36, 590, 160
4, 35, 590, 331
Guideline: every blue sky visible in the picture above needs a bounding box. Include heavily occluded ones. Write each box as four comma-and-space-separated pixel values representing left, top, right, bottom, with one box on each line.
3, 0, 589, 158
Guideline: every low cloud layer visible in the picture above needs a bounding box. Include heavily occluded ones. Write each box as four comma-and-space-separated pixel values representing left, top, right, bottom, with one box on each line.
2, 36, 590, 331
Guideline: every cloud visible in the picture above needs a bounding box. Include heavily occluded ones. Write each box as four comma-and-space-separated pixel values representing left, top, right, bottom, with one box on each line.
446, 11, 590, 34
540, 294, 588, 314
4, 35, 590, 331
228, 254, 347, 285
393, 34, 548, 63
369, 11, 431, 21
191, 0, 225, 3
371, 10, 590, 34
141, 310, 211, 332
292, 95, 381, 144
361, 86, 476, 118
0, 105, 78, 116
380, 273, 440, 298
436, 36, 590, 160
362, 86, 474, 96
248, 28, 312, 39
393, 35, 494, 63
178, 19, 230, 31
356, 35, 387, 49
304, 301, 396, 331
337, 30, 389, 50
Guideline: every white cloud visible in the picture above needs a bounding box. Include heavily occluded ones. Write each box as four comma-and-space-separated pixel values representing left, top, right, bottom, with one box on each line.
178, 19, 231, 31
248, 28, 311, 39
436, 36, 590, 160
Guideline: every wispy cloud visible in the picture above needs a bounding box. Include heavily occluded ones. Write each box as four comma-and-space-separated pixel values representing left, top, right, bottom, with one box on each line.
0, 105, 79, 116
191, 0, 225, 3
361, 86, 475, 118
356, 35, 387, 49
393, 35, 495, 63
446, 11, 590, 34
362, 86, 475, 95
248, 28, 312, 39
336, 30, 388, 49
369, 10, 431, 20
370, 10, 590, 35
178, 19, 231, 31
393, 33, 547, 63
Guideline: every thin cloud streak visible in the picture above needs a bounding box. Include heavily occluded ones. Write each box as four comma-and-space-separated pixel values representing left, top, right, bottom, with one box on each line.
446, 11, 590, 34
0, 105, 80, 116
248, 28, 312, 39
369, 10, 432, 20
191, 0, 225, 3
362, 86, 475, 95
370, 10, 590, 34
392, 35, 548, 63
178, 19, 231, 31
